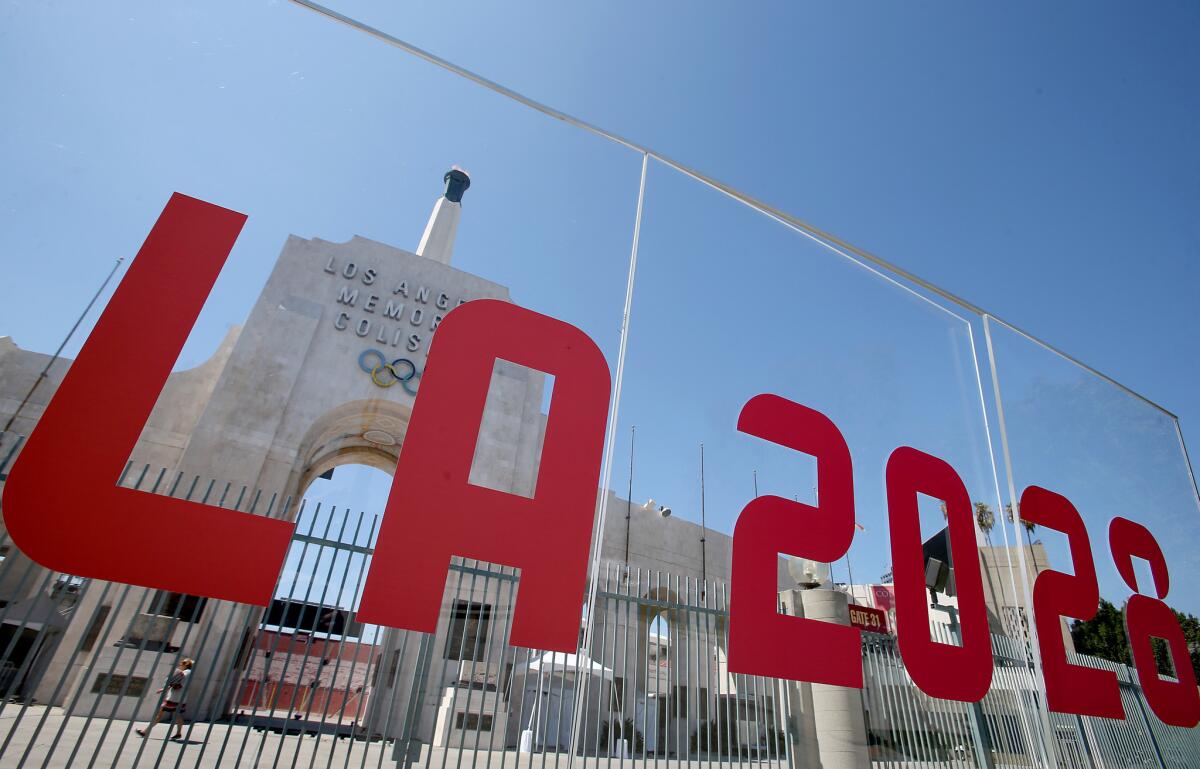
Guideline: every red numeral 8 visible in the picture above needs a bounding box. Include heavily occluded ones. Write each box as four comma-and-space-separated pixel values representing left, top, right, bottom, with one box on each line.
1109, 517, 1200, 728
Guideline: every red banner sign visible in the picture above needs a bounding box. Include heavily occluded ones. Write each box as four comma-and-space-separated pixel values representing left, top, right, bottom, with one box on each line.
848, 605, 889, 634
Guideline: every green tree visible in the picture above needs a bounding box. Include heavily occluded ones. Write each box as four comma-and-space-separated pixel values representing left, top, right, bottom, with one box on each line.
1070, 599, 1132, 666
1070, 598, 1200, 680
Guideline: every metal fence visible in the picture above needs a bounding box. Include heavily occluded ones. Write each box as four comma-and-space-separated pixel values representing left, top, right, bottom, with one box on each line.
859, 618, 1200, 768
1, 436, 1198, 769
0, 442, 792, 769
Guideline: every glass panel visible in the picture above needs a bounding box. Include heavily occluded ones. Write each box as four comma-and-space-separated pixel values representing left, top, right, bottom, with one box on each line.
3, 3, 1198, 769
612, 158, 1036, 767
985, 316, 1200, 767
0, 2, 640, 767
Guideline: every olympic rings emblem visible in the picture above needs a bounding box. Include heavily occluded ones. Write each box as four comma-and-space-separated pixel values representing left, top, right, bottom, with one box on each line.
358, 349, 421, 395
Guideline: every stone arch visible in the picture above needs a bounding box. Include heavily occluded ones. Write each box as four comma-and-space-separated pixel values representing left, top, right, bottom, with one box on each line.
637, 586, 682, 629
285, 398, 413, 504
635, 586, 685, 754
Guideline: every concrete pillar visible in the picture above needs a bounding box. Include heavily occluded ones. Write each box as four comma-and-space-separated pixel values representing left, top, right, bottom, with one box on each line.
778, 589, 821, 769
800, 589, 870, 769
415, 197, 462, 265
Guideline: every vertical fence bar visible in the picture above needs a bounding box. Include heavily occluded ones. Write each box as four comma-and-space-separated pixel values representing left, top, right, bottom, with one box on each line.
442, 559, 485, 769
480, 564, 517, 769
0, 562, 61, 708
590, 563, 609, 761
408, 558, 468, 767
116, 472, 222, 766
367, 623, 410, 767
0, 433, 26, 475
323, 567, 374, 769
721, 581, 744, 769
622, 567, 633, 768
889, 633, 924, 765
1128, 676, 1169, 769
547, 565, 571, 769
684, 573, 694, 769
269, 508, 353, 769
914, 624, 946, 764
439, 560, 481, 769
121, 571, 211, 768
289, 509, 368, 769
634, 567, 645, 768
462, 561, 500, 767
33, 582, 137, 769
702, 579, 717, 768
58, 586, 156, 769
651, 568, 661, 769
0, 580, 114, 762
670, 571, 679, 765
221, 500, 326, 769
244, 504, 339, 768
862, 635, 890, 767
86, 580, 177, 763
192, 492, 293, 769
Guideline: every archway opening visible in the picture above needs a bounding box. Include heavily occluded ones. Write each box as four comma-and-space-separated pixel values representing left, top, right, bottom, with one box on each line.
238, 462, 393, 727
645, 610, 672, 754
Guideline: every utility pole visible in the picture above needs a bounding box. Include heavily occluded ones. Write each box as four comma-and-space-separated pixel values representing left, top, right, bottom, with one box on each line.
699, 443, 707, 588
624, 425, 635, 564
2, 258, 124, 435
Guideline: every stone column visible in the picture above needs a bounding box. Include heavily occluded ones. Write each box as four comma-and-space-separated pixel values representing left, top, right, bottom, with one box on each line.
778, 589, 820, 769
800, 589, 870, 769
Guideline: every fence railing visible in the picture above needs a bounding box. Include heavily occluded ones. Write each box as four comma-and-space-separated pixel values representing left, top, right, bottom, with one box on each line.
1, 438, 1198, 769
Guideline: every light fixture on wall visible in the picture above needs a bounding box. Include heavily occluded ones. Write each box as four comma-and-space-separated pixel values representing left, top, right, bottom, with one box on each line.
639, 498, 672, 517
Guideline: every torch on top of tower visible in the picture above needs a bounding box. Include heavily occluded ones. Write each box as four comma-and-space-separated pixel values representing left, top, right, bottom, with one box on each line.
417, 167, 470, 264
443, 166, 471, 203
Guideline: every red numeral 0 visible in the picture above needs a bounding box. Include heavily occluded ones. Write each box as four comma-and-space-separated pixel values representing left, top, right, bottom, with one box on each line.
886, 447, 993, 702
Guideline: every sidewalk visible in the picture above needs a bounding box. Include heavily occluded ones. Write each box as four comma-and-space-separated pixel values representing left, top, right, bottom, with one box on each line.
0, 704, 394, 768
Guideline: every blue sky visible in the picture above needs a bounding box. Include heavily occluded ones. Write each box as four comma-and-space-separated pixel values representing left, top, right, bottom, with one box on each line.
2, 1, 1198, 614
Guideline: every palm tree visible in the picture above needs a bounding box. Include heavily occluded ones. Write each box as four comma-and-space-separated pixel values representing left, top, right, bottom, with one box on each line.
1006, 502, 1040, 572
938, 501, 995, 546
974, 502, 995, 548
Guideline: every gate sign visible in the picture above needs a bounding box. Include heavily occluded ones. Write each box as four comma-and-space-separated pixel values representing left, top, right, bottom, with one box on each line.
3, 193, 1200, 729
848, 605, 888, 634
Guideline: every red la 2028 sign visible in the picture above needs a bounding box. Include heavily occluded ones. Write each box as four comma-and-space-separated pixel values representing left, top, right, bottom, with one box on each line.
3, 194, 1196, 728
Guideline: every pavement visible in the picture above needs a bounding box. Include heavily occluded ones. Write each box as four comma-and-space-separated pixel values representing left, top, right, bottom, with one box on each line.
0, 705, 790, 769
0, 704, 395, 768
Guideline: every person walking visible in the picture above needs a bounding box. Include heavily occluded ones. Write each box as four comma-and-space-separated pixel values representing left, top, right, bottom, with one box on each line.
137, 658, 194, 740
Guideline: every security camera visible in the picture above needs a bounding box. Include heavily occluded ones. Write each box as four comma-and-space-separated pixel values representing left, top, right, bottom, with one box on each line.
659, 505, 672, 518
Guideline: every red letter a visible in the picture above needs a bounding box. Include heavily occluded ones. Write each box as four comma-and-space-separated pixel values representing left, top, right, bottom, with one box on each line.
356, 300, 610, 653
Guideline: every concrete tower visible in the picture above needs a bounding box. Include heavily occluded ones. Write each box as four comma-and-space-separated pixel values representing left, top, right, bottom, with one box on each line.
416, 167, 471, 265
